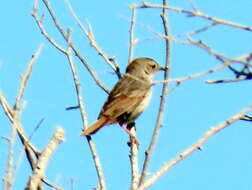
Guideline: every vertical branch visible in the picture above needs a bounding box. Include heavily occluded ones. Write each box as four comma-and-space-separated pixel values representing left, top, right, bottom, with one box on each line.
14, 44, 44, 110
66, 31, 88, 127
129, 137, 139, 190
2, 45, 43, 190
127, 6, 139, 190
138, 0, 171, 186
128, 6, 137, 63
65, 35, 106, 190
3, 126, 16, 190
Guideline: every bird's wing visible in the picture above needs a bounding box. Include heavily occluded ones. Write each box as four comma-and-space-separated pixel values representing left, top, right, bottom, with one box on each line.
98, 74, 151, 119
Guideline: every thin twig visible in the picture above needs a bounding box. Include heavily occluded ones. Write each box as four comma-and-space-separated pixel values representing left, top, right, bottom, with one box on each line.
14, 44, 44, 110
32, 0, 66, 54
25, 127, 64, 190
176, 22, 217, 38
135, 2, 252, 32
138, 0, 171, 186
128, 6, 137, 63
42, 178, 64, 190
187, 38, 252, 68
153, 52, 251, 87
39, 0, 109, 94
153, 60, 232, 85
14, 118, 45, 179
240, 115, 252, 122
187, 36, 227, 62
0, 91, 14, 122
138, 104, 252, 190
13, 45, 43, 160
64, 0, 121, 79
206, 77, 252, 84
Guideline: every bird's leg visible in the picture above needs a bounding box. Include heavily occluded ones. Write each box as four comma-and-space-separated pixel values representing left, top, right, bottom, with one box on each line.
120, 124, 139, 147
126, 122, 136, 130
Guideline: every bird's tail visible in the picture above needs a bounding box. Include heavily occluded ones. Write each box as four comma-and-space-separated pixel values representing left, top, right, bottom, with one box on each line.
81, 117, 108, 136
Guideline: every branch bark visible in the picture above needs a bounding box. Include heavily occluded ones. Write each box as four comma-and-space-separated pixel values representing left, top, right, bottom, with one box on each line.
25, 127, 64, 190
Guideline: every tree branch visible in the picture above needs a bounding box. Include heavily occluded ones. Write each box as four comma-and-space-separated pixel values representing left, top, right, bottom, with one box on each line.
138, 0, 171, 186
25, 127, 64, 190
136, 2, 252, 32
128, 6, 137, 63
138, 104, 252, 190
65, 35, 107, 190
34, 0, 109, 94
65, 0, 121, 79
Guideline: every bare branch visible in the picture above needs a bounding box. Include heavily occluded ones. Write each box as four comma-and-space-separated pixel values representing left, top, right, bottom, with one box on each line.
2, 45, 43, 190
178, 22, 217, 37
129, 127, 139, 190
32, 0, 66, 53
13, 45, 43, 158
3, 121, 16, 190
138, 0, 171, 186
206, 77, 252, 84
65, 0, 121, 79
153, 60, 232, 85
128, 6, 137, 63
65, 35, 106, 190
0, 91, 14, 122
187, 36, 227, 62
25, 127, 64, 190
38, 0, 110, 94
135, 2, 252, 32
240, 115, 252, 122
14, 44, 44, 110
138, 104, 252, 190
42, 178, 64, 190
13, 118, 45, 183
0, 92, 40, 169
65, 35, 88, 127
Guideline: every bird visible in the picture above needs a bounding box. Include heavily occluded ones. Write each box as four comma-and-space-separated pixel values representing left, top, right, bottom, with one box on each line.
82, 57, 166, 142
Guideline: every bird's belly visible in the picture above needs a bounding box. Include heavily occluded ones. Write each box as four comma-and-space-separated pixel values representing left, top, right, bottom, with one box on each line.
128, 91, 152, 123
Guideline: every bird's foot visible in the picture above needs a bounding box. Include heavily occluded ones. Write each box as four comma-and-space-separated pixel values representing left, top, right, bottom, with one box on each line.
121, 125, 139, 148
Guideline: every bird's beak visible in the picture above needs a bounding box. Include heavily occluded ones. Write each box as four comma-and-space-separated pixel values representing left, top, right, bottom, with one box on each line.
159, 66, 169, 71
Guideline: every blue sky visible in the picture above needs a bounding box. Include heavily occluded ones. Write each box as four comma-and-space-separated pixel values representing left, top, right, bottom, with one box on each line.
0, 0, 252, 189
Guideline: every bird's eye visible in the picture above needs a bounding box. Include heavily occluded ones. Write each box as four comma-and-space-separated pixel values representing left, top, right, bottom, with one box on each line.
150, 63, 156, 69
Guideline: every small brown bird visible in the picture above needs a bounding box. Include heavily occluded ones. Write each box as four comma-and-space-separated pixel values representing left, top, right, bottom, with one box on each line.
82, 57, 165, 140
